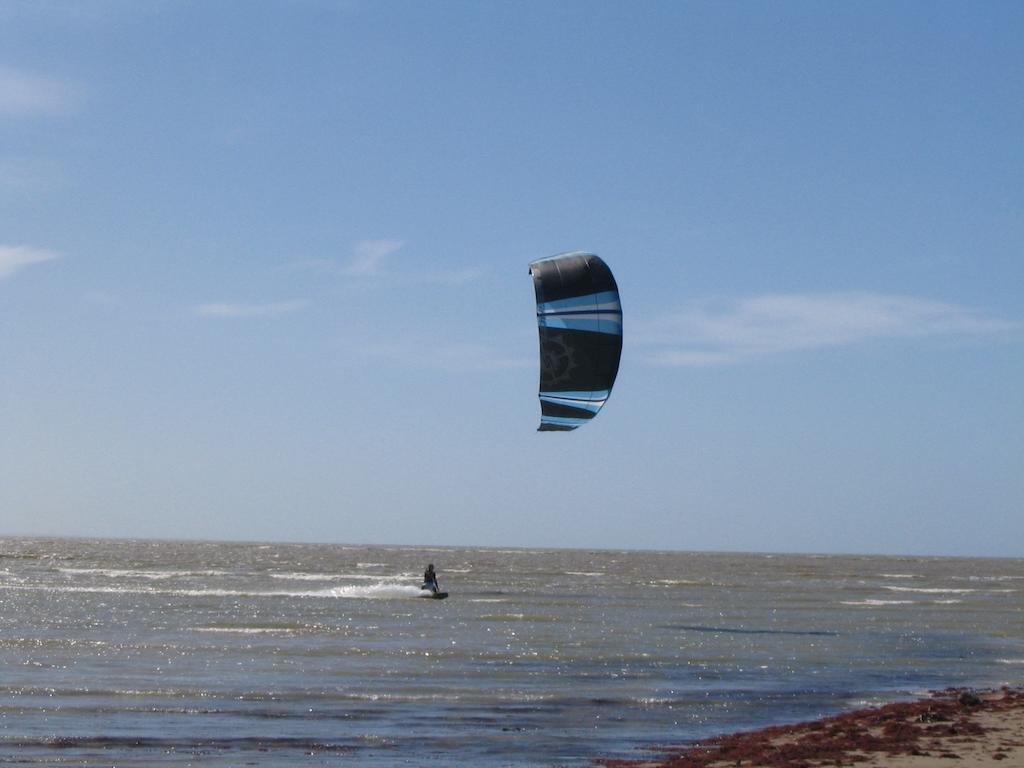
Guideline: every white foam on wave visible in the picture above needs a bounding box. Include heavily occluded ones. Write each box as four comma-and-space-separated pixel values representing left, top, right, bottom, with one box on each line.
884, 585, 1017, 594
270, 572, 415, 582
312, 582, 424, 599
4, 584, 255, 597
270, 572, 342, 581
997, 658, 1024, 665
59, 567, 227, 579
192, 627, 298, 635
841, 599, 915, 606
326, 690, 555, 703
2, 580, 426, 600
844, 696, 899, 710
879, 573, 920, 579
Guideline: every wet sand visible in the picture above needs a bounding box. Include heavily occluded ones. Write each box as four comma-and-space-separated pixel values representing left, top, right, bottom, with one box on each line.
597, 688, 1024, 768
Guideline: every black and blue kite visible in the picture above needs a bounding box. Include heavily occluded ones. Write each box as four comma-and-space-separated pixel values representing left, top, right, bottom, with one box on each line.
528, 252, 623, 431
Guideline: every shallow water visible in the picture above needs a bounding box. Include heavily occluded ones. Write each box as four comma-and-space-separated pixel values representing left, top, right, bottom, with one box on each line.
1, 537, 1021, 766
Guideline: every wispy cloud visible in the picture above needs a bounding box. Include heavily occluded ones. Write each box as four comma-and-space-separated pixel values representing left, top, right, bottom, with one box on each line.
0, 244, 60, 280
195, 299, 309, 318
0, 67, 78, 117
341, 239, 404, 277
637, 292, 1016, 366
284, 246, 481, 287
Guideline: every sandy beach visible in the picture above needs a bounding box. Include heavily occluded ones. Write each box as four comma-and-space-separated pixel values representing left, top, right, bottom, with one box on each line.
597, 688, 1024, 768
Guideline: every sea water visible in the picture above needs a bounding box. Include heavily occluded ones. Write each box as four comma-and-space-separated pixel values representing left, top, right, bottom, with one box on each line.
0, 537, 1021, 766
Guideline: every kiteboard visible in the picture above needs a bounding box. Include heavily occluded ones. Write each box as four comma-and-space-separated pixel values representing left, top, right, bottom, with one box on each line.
419, 583, 448, 599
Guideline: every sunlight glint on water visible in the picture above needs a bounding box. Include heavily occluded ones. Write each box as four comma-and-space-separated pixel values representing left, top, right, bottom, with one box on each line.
1, 538, 1021, 766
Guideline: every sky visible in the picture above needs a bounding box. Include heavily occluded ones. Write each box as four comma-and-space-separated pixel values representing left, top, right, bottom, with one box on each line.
1, 1, 1021, 557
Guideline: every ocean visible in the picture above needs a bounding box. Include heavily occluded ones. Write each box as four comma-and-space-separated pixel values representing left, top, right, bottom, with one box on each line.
1, 537, 1021, 766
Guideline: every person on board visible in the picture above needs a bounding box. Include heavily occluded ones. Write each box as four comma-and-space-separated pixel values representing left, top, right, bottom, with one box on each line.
423, 563, 439, 594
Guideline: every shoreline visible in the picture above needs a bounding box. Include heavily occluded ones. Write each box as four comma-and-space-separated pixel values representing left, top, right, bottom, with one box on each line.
596, 687, 1024, 768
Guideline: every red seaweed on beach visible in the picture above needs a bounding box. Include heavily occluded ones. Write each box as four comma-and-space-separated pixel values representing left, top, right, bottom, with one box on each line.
595, 688, 1024, 768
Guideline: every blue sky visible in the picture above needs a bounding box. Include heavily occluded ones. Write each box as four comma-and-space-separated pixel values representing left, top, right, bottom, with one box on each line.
1, 1, 1021, 556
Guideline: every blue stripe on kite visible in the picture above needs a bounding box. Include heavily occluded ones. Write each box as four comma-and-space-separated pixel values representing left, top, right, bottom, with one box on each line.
537, 291, 620, 313
541, 415, 590, 426
536, 309, 622, 319
538, 316, 622, 334
540, 390, 611, 400
540, 397, 604, 414
541, 310, 621, 319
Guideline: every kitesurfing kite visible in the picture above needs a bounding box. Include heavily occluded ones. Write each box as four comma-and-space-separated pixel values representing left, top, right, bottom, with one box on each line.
528, 252, 623, 431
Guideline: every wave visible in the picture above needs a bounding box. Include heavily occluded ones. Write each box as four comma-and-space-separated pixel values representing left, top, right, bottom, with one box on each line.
0, 736, 356, 753
58, 567, 228, 579
270, 572, 416, 582
879, 573, 920, 579
313, 583, 424, 599
884, 586, 1017, 594
1, 580, 426, 600
192, 627, 302, 635
841, 599, 916, 606
665, 624, 839, 637
269, 572, 341, 581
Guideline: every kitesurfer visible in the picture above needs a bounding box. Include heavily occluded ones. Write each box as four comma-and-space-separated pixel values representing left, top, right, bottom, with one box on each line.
423, 564, 439, 594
